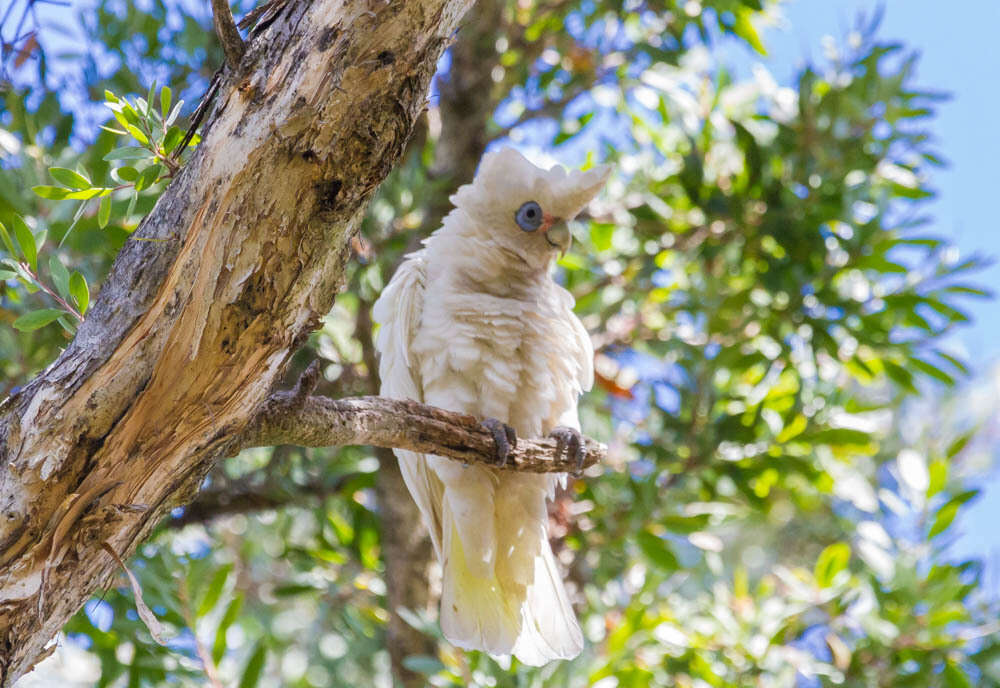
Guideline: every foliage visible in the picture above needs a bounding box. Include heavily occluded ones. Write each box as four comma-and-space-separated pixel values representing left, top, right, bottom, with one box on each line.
3, 1, 998, 687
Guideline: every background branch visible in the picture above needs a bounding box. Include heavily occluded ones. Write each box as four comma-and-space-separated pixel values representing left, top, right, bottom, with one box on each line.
167, 472, 360, 528
210, 0, 245, 68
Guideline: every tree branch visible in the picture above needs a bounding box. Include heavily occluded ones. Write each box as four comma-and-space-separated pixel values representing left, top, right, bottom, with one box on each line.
236, 393, 606, 473
210, 0, 245, 68
168, 472, 360, 528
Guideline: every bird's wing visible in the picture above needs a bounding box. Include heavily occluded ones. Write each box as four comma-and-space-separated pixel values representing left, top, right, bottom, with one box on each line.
372, 250, 445, 558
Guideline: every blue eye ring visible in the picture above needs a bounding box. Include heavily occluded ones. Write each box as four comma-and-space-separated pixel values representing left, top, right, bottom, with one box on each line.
515, 201, 543, 232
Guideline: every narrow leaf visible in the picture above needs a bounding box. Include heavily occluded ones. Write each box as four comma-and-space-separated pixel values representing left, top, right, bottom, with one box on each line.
197, 564, 232, 618
11, 215, 37, 272
13, 308, 65, 331
104, 146, 152, 161
213, 594, 243, 664
165, 100, 184, 127
125, 123, 149, 145
637, 531, 678, 571
32, 185, 71, 200
814, 542, 850, 587
0, 220, 17, 257
160, 86, 172, 120
49, 167, 91, 189
237, 642, 267, 688
69, 271, 90, 315
98, 195, 112, 229
48, 255, 71, 298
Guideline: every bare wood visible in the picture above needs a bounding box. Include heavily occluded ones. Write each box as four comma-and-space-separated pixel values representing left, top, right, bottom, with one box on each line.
235, 393, 606, 473
210, 0, 246, 67
0, 1, 474, 684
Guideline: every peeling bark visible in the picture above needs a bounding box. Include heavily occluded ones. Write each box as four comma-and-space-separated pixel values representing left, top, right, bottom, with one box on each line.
0, 1, 474, 683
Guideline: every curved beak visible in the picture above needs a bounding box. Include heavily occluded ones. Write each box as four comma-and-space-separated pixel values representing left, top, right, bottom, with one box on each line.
542, 214, 571, 255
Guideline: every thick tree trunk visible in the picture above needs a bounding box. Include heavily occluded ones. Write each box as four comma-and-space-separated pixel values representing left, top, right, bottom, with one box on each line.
0, 1, 474, 683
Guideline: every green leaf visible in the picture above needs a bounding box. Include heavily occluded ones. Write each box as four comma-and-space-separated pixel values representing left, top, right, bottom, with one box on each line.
11, 215, 37, 272
116, 165, 139, 182
49, 255, 71, 298
814, 542, 850, 587
98, 195, 111, 229
62, 188, 108, 200
125, 123, 149, 145
942, 660, 973, 688
197, 564, 232, 618
13, 308, 65, 331
927, 458, 948, 498
49, 167, 91, 189
401, 656, 444, 676
32, 185, 72, 200
69, 271, 89, 315
165, 100, 185, 127
0, 220, 17, 257
238, 642, 267, 688
146, 81, 157, 117
162, 126, 184, 154
160, 86, 172, 120
946, 431, 974, 458
590, 222, 615, 252
883, 360, 918, 394
104, 146, 153, 161
808, 428, 872, 446
213, 594, 243, 665
732, 8, 767, 55
637, 531, 678, 571
909, 356, 955, 386
135, 164, 163, 192
127, 189, 138, 218
929, 501, 960, 538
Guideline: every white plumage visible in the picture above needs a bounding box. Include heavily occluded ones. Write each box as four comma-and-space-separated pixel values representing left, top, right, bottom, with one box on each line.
373, 147, 611, 664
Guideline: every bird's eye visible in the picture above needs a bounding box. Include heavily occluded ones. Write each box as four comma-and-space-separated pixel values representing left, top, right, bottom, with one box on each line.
515, 201, 543, 232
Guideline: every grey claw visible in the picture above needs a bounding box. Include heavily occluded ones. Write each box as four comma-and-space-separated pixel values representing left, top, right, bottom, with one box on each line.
549, 426, 586, 476
480, 417, 517, 467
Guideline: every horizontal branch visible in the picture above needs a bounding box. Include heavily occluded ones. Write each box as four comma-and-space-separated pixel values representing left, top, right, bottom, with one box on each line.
236, 393, 606, 473
168, 473, 359, 528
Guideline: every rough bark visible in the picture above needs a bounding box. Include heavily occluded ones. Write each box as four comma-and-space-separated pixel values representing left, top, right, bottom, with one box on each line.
237, 393, 605, 472
0, 1, 474, 683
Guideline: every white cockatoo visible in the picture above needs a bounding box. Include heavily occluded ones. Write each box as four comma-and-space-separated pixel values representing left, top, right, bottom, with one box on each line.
373, 147, 611, 664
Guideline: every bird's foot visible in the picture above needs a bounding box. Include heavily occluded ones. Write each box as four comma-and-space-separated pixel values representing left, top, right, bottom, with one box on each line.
549, 426, 586, 476
479, 417, 517, 467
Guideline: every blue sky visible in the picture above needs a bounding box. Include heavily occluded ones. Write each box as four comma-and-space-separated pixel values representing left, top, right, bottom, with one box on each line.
762, 0, 1000, 356
757, 0, 1000, 571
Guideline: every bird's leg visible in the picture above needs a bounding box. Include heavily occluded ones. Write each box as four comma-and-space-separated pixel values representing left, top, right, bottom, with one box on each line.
549, 426, 586, 476
479, 417, 517, 467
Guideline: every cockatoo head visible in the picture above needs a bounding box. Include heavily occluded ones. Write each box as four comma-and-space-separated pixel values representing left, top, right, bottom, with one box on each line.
450, 147, 611, 270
